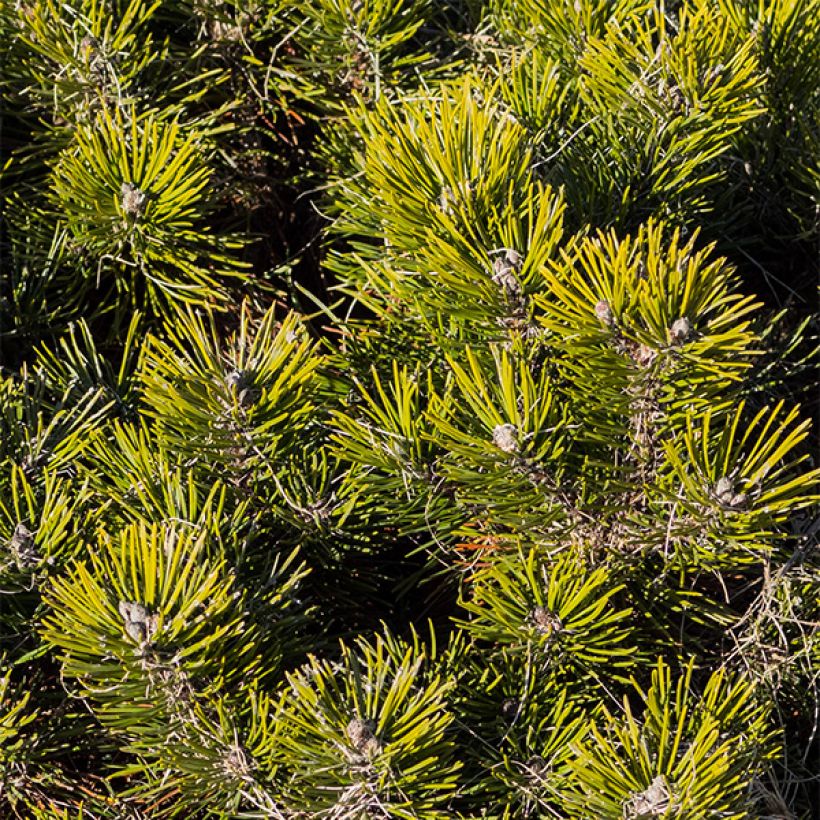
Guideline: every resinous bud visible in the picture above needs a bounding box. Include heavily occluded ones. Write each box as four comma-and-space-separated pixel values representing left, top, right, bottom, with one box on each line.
120, 182, 146, 218
10, 523, 38, 568
530, 606, 562, 638
713, 476, 735, 505
118, 599, 156, 644
669, 317, 692, 345
346, 717, 381, 756
10, 522, 34, 552
594, 300, 615, 327
493, 423, 519, 454
623, 774, 672, 819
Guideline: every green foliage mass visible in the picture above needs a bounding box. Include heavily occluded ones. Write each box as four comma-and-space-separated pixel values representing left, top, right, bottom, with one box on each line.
0, 0, 818, 817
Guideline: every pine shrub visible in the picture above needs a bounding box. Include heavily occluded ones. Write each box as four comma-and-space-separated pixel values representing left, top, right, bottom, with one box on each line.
1, 0, 818, 817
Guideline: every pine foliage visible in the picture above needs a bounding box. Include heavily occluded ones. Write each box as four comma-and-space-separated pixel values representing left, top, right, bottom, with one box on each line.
1, 0, 818, 817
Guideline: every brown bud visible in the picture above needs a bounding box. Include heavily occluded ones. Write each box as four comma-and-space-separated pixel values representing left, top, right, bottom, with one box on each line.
623, 774, 672, 818
119, 600, 147, 623
225, 369, 244, 388
124, 619, 147, 643
713, 476, 735, 505
10, 523, 38, 568
362, 737, 382, 757
594, 300, 614, 327
669, 317, 692, 345
346, 718, 381, 756
10, 523, 34, 552
492, 257, 523, 299
504, 248, 523, 268
501, 698, 519, 721
530, 606, 562, 638
120, 182, 146, 218
118, 600, 157, 644
493, 423, 519, 454
632, 344, 657, 368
